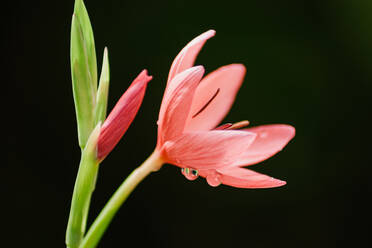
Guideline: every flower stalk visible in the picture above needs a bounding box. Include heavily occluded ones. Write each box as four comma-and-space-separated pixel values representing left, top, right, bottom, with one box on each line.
66, 124, 101, 248
79, 151, 164, 248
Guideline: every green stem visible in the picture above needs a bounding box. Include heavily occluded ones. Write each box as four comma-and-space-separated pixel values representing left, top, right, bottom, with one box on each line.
79, 150, 164, 248
66, 125, 101, 248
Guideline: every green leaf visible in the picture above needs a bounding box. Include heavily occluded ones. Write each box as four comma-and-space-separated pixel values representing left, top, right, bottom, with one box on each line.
71, 0, 98, 148
94, 47, 110, 124
66, 123, 101, 248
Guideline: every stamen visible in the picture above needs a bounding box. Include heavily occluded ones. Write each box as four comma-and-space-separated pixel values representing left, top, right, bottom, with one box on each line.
192, 88, 220, 118
214, 123, 233, 130
227, 120, 250, 130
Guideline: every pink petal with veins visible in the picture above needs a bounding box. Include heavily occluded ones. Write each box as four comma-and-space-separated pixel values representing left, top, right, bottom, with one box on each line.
157, 66, 205, 147
167, 30, 215, 83
185, 64, 246, 131
199, 167, 286, 188
97, 70, 152, 160
234, 124, 295, 166
163, 130, 256, 170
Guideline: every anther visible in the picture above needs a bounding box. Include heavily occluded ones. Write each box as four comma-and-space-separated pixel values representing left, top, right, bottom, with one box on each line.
227, 120, 250, 130
214, 123, 233, 130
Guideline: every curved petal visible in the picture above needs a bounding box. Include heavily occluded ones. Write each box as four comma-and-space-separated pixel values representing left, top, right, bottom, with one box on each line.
215, 167, 286, 188
184, 64, 246, 131
97, 70, 152, 160
163, 130, 256, 170
234, 124, 295, 166
167, 30, 215, 83
157, 66, 205, 147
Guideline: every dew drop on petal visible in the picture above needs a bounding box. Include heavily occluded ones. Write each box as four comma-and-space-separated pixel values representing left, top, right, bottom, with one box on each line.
206, 170, 222, 187
181, 167, 199, 181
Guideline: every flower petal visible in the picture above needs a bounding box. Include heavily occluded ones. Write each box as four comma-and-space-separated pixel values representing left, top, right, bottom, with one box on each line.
167, 30, 215, 83
234, 124, 295, 166
157, 66, 205, 146
163, 130, 256, 170
97, 70, 152, 160
185, 64, 246, 131
213, 166, 286, 188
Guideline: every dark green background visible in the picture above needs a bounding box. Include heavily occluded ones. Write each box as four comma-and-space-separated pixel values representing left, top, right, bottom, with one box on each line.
7, 0, 372, 247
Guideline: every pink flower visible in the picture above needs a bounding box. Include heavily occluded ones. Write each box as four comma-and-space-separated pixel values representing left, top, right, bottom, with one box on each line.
156, 30, 295, 188
97, 70, 152, 160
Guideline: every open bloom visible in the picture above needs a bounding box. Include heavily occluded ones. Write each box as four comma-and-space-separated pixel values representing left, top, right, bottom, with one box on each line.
97, 70, 152, 160
155, 30, 295, 188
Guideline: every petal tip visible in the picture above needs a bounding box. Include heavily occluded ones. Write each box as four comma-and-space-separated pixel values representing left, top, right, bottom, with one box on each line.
206, 29, 216, 37
193, 65, 205, 72
186, 30, 216, 49
185, 65, 205, 79
218, 63, 246, 74
288, 125, 296, 138
235, 64, 247, 75
138, 69, 153, 83
257, 177, 287, 189
277, 124, 296, 141
231, 63, 246, 70
274, 178, 287, 187
195, 29, 216, 41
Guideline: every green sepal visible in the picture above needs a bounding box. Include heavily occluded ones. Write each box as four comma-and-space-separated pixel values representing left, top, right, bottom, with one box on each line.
94, 47, 110, 125
66, 123, 101, 248
71, 0, 98, 148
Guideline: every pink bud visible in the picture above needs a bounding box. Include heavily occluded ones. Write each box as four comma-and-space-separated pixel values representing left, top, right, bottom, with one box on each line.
97, 70, 152, 161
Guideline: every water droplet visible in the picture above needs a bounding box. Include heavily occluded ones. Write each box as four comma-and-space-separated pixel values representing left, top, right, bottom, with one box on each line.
206, 170, 222, 187
181, 167, 199, 181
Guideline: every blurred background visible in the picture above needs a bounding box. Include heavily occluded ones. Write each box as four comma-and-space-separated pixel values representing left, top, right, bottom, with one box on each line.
7, 0, 372, 247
